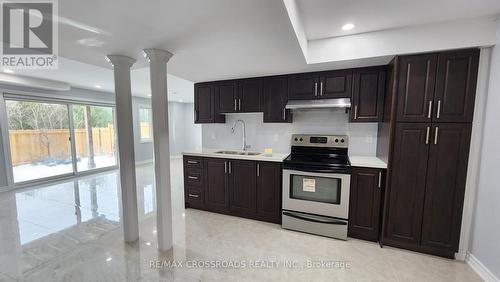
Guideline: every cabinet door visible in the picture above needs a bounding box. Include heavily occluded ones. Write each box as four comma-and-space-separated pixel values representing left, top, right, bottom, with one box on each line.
348, 167, 383, 242
288, 73, 319, 100
217, 81, 237, 113
256, 162, 282, 223
351, 67, 386, 122
319, 69, 353, 99
238, 78, 262, 112
205, 158, 229, 212
263, 76, 292, 123
194, 83, 214, 123
396, 54, 437, 122
229, 160, 257, 216
420, 123, 471, 256
385, 123, 430, 248
433, 49, 479, 123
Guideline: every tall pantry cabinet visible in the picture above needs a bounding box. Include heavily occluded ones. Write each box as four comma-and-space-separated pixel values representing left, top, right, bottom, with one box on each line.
381, 48, 479, 258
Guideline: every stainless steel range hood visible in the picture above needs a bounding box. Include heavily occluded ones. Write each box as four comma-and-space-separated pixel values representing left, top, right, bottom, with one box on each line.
285, 98, 351, 110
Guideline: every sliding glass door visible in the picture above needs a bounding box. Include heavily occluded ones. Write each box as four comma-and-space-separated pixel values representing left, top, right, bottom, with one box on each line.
6, 100, 73, 183
5, 98, 117, 184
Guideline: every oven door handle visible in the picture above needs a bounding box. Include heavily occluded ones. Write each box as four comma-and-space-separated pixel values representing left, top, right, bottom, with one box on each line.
283, 211, 347, 225
283, 166, 350, 174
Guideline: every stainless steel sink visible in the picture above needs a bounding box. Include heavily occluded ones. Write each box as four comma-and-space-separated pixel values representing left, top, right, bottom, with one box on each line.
215, 150, 261, 156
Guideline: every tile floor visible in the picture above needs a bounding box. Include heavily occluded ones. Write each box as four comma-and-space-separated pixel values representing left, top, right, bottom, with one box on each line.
0, 158, 481, 281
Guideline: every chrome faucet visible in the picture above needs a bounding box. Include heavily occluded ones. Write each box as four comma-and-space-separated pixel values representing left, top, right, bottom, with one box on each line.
231, 119, 249, 151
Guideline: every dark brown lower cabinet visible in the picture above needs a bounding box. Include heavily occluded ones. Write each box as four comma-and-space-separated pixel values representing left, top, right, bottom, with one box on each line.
348, 167, 384, 242
384, 123, 472, 258
229, 160, 257, 216
184, 156, 282, 224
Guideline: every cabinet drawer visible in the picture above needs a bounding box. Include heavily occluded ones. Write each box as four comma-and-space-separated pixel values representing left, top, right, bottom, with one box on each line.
185, 187, 204, 208
185, 168, 204, 187
184, 157, 203, 168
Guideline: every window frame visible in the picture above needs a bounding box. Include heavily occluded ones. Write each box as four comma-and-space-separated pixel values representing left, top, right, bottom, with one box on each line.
139, 107, 153, 143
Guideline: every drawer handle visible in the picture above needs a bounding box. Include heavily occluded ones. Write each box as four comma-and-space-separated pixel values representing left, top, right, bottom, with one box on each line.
187, 160, 199, 164
188, 176, 199, 180
188, 193, 199, 198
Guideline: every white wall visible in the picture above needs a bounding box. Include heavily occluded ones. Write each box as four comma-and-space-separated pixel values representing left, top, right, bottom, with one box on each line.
469, 21, 500, 280
202, 110, 377, 155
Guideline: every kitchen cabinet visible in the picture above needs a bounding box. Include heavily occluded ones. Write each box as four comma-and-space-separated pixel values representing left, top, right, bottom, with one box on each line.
194, 83, 225, 123
183, 156, 282, 224
256, 162, 282, 223
263, 76, 292, 123
320, 69, 353, 99
205, 158, 229, 212
238, 78, 262, 112
420, 123, 471, 255
433, 49, 479, 123
288, 70, 352, 100
384, 122, 472, 258
229, 160, 257, 216
351, 67, 386, 122
396, 54, 437, 122
348, 167, 384, 242
396, 49, 479, 123
216, 80, 238, 113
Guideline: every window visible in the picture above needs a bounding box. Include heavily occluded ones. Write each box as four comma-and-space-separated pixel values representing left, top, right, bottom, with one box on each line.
139, 108, 153, 142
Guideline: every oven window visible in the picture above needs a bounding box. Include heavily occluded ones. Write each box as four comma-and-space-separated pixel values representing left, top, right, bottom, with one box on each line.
290, 174, 341, 204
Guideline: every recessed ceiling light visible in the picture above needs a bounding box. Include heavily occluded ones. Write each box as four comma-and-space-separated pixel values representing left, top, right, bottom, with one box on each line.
95, 84, 102, 88
342, 23, 355, 31
3, 69, 14, 73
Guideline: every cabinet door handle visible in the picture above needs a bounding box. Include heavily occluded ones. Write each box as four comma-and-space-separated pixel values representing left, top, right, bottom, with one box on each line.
188, 193, 199, 198
187, 160, 199, 164
425, 126, 430, 145
378, 171, 382, 188
320, 82, 323, 96
239, 98, 241, 111
434, 127, 439, 145
354, 105, 358, 120
436, 100, 441, 119
257, 164, 260, 177
234, 98, 237, 111
283, 108, 286, 120
188, 176, 198, 180
427, 101, 433, 119
314, 82, 318, 97
225, 161, 227, 174
229, 161, 232, 174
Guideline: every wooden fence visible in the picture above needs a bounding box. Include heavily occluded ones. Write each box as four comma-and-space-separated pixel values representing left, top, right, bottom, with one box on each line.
9, 124, 116, 166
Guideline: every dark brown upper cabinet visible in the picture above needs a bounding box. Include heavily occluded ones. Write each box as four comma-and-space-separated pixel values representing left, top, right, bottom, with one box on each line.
194, 83, 225, 123
348, 167, 384, 242
263, 76, 292, 123
288, 70, 353, 100
238, 78, 262, 112
216, 80, 238, 113
320, 69, 353, 99
396, 54, 438, 122
433, 49, 479, 123
420, 123, 471, 256
351, 67, 386, 122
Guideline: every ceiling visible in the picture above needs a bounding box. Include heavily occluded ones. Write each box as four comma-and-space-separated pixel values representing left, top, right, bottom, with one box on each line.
296, 0, 500, 40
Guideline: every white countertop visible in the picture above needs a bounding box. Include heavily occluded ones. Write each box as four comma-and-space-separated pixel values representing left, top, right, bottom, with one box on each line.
182, 149, 289, 162
349, 156, 387, 169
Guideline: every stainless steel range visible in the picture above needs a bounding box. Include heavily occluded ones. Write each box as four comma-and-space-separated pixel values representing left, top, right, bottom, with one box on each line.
282, 134, 351, 240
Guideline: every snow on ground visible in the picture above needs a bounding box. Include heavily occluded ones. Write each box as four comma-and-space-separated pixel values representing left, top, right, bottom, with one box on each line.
13, 155, 117, 183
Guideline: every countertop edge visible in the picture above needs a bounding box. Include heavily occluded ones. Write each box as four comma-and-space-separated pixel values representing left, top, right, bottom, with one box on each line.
182, 151, 288, 162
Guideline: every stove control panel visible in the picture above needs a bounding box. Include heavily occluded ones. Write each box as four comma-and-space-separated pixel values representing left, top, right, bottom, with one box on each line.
291, 134, 348, 148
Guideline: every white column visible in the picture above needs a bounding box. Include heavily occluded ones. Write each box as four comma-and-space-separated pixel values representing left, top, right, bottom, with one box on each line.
106, 55, 139, 242
143, 49, 174, 251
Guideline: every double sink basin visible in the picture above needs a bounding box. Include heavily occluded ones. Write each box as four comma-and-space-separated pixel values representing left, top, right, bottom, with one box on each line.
214, 150, 261, 156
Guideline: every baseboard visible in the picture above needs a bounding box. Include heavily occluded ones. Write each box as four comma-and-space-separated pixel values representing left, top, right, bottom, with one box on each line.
466, 252, 500, 282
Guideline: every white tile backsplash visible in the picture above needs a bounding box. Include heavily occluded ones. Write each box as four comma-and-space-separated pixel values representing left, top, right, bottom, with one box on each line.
202, 109, 378, 155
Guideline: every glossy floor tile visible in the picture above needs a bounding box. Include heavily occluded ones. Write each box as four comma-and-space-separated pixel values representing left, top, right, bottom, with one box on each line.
0, 159, 481, 281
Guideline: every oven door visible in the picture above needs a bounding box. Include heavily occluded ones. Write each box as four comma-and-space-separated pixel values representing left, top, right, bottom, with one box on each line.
282, 169, 350, 219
